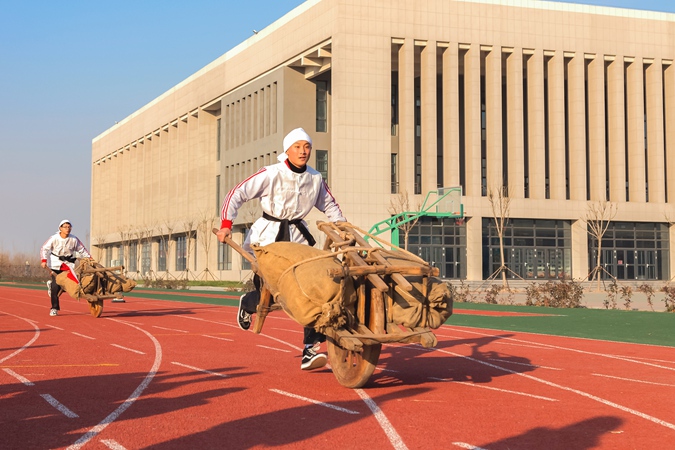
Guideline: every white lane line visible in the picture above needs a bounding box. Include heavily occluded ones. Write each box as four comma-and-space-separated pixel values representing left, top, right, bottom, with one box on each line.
67, 320, 162, 449
202, 334, 234, 342
101, 439, 127, 450
3, 368, 35, 386
176, 314, 408, 447
153, 325, 189, 333
429, 377, 558, 402
592, 373, 675, 387
256, 344, 291, 353
171, 362, 228, 378
110, 344, 145, 355
453, 442, 488, 450
270, 327, 303, 334
486, 358, 561, 370
270, 389, 360, 415
375, 366, 400, 373
429, 346, 675, 431
46, 324, 65, 331
355, 389, 408, 450
446, 327, 675, 371
71, 332, 95, 340
41, 394, 79, 418
0, 310, 41, 364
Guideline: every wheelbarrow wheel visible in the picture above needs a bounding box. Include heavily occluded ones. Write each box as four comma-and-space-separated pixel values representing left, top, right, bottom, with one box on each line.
327, 340, 381, 388
89, 300, 104, 318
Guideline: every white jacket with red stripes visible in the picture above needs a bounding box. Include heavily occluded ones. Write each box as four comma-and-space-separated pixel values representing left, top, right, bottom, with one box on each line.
220, 161, 346, 252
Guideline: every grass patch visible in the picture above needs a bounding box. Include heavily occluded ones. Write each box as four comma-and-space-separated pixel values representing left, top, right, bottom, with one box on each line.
451, 301, 674, 347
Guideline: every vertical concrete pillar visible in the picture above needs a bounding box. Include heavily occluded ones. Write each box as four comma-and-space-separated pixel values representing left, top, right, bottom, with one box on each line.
464, 45, 482, 197
486, 47, 503, 192
646, 59, 665, 203
507, 48, 525, 199
587, 56, 606, 201
626, 57, 646, 203
527, 49, 546, 199
607, 57, 626, 202
442, 43, 460, 187
421, 41, 438, 195
466, 215, 483, 280
666, 63, 675, 204
398, 39, 416, 195
548, 52, 566, 200
571, 219, 590, 280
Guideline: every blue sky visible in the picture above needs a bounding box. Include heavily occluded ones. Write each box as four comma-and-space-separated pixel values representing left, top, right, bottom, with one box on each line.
0, 0, 673, 257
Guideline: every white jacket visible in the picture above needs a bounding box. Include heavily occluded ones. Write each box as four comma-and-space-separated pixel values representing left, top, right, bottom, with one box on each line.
40, 232, 91, 270
221, 161, 345, 252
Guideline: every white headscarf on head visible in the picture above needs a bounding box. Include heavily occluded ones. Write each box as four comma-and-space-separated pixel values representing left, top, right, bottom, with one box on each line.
277, 128, 312, 162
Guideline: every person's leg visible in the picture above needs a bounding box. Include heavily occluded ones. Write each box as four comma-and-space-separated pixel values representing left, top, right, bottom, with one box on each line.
50, 271, 62, 315
237, 275, 261, 330
301, 328, 327, 370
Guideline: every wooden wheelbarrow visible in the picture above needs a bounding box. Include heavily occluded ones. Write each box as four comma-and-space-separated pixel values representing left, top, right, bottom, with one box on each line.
216, 222, 445, 388
76, 261, 136, 317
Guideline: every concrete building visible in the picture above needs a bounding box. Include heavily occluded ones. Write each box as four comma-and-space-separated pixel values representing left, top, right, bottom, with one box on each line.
91, 0, 675, 283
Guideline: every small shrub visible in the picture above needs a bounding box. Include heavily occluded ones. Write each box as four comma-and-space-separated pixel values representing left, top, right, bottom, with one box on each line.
660, 285, 675, 313
620, 285, 633, 310
637, 284, 655, 311
447, 280, 471, 303
525, 282, 542, 306
605, 281, 618, 309
484, 284, 501, 304
525, 280, 583, 308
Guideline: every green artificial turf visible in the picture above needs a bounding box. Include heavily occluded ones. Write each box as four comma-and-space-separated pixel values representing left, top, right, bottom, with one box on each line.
451, 302, 674, 347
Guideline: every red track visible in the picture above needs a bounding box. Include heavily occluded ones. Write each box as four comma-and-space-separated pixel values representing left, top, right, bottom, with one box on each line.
2, 285, 674, 449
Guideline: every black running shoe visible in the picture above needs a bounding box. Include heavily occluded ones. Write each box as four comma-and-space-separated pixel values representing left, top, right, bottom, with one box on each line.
237, 294, 252, 331
301, 344, 327, 370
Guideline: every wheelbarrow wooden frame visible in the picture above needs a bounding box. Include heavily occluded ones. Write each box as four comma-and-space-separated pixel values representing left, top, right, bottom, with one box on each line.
78, 262, 129, 317
215, 223, 441, 388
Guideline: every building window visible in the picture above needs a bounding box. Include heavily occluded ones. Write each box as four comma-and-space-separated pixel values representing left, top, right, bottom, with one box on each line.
158, 239, 167, 272
217, 118, 221, 161
588, 222, 669, 280
141, 243, 151, 275
218, 241, 232, 270
128, 242, 138, 272
176, 236, 187, 271
405, 217, 467, 279
316, 80, 328, 132
216, 175, 221, 216
315, 150, 328, 182
482, 219, 572, 280
117, 244, 124, 267
391, 153, 399, 194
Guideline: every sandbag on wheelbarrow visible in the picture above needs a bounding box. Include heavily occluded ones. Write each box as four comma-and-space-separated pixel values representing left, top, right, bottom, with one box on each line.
252, 242, 357, 332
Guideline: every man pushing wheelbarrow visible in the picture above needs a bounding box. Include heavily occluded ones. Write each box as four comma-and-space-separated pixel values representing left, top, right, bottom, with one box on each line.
216, 128, 346, 371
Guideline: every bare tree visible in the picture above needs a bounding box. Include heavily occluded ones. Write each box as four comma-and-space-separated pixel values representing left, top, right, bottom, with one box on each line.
182, 218, 198, 281
161, 220, 177, 280
118, 226, 135, 275
487, 185, 521, 287
196, 211, 218, 281
92, 235, 107, 262
387, 190, 421, 251
584, 200, 618, 291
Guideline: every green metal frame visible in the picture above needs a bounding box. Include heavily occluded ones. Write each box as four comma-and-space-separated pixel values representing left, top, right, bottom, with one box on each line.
368, 187, 464, 245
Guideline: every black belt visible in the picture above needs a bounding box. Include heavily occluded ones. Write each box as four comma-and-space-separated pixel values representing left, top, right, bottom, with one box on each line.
263, 212, 316, 247
52, 252, 77, 263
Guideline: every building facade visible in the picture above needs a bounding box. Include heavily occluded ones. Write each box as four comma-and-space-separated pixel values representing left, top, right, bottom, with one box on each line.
91, 0, 675, 283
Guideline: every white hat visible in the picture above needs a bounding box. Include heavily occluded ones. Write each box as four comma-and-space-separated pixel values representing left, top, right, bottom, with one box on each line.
59, 219, 71, 227
278, 128, 312, 162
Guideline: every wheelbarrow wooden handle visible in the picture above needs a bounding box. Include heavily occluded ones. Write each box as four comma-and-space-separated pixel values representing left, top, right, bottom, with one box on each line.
211, 228, 258, 270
